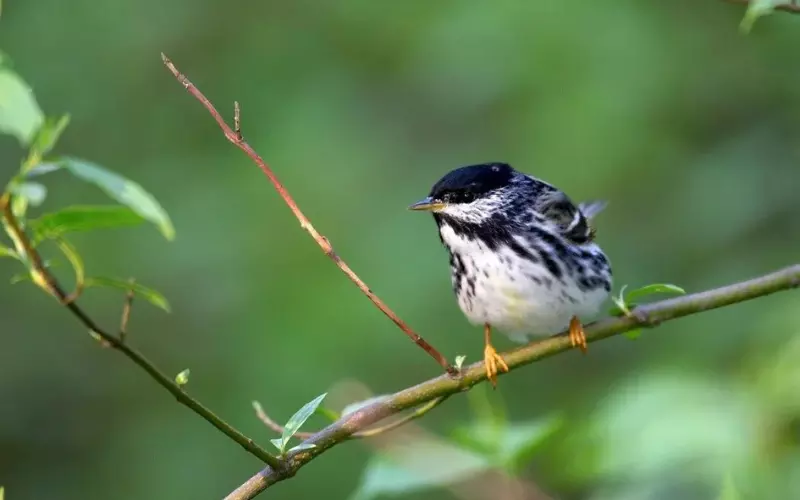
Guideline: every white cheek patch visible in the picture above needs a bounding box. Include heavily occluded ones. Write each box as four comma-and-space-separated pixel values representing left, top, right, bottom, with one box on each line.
439, 193, 503, 224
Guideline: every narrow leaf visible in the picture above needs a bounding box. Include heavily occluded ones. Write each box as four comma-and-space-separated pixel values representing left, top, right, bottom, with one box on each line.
29, 205, 144, 244
25, 162, 61, 177
30, 114, 70, 157
10, 273, 30, 284
0, 245, 17, 259
625, 283, 685, 303
84, 276, 170, 312
56, 238, 84, 294
0, 68, 43, 145
740, 0, 780, 33
269, 438, 285, 453
11, 182, 46, 206
281, 393, 327, 449
57, 157, 175, 240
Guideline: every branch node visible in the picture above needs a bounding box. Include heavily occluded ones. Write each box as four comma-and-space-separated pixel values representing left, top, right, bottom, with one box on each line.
234, 101, 242, 141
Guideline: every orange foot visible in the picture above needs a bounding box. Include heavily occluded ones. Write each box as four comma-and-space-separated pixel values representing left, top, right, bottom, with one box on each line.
484, 323, 509, 388
569, 315, 588, 353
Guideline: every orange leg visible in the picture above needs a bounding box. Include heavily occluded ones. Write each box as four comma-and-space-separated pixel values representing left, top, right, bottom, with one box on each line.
568, 315, 588, 353
483, 323, 509, 388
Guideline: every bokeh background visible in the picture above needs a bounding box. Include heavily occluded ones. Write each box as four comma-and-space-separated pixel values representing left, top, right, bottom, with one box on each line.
2, 1, 800, 499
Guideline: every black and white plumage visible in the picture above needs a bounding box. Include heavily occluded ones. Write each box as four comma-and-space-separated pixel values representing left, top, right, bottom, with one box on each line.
410, 162, 612, 385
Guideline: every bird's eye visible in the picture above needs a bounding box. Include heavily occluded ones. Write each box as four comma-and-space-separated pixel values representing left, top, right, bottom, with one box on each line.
443, 190, 475, 204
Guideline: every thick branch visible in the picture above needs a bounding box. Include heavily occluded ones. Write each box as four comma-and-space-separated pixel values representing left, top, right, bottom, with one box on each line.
226, 264, 800, 500
0, 194, 282, 470
161, 54, 455, 375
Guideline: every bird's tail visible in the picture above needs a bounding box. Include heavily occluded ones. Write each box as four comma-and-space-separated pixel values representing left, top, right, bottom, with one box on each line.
578, 200, 608, 221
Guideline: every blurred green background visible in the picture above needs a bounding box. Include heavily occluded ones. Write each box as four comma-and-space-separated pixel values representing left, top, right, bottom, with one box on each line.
2, 1, 800, 499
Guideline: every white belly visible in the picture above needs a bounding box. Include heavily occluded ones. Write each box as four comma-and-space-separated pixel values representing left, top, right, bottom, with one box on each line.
441, 226, 610, 343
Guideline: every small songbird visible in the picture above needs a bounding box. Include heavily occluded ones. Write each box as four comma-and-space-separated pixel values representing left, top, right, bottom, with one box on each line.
409, 162, 612, 386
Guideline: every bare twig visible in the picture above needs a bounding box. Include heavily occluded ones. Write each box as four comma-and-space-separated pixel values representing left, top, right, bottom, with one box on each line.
725, 0, 800, 13
0, 194, 283, 470
252, 396, 448, 441
225, 264, 800, 500
161, 53, 455, 375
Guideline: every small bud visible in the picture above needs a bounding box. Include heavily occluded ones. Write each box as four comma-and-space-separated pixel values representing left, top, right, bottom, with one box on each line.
175, 369, 191, 387
455, 355, 467, 370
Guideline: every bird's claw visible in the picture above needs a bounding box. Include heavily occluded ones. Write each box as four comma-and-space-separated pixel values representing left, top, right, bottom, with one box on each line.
569, 315, 588, 353
484, 343, 509, 388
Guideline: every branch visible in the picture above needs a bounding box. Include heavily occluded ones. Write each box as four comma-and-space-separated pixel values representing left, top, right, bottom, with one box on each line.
725, 0, 800, 13
161, 54, 455, 375
0, 194, 283, 471
225, 264, 800, 499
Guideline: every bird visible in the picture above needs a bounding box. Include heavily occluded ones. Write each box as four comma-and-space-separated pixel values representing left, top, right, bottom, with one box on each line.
409, 162, 612, 387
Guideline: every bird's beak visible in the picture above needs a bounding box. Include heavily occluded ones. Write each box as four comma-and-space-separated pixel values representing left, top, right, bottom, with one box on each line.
408, 196, 445, 212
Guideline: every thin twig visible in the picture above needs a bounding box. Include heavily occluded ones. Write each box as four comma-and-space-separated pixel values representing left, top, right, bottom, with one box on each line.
225, 264, 800, 500
119, 278, 135, 342
161, 53, 455, 376
725, 0, 800, 13
252, 396, 448, 441
0, 194, 283, 470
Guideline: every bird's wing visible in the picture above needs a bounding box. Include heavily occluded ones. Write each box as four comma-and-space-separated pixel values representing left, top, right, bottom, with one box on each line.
535, 190, 607, 244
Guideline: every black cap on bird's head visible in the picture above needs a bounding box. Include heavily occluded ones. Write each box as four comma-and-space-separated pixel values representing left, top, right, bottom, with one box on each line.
408, 162, 516, 213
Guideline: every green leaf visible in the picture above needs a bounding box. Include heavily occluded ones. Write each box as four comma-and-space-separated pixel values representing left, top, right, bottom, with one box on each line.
25, 162, 61, 177
1, 485, 4, 500
269, 438, 285, 453
30, 114, 70, 157
175, 369, 190, 386
740, 0, 781, 33
625, 283, 685, 303
454, 355, 467, 370
0, 245, 18, 259
56, 238, 84, 292
0, 68, 43, 146
55, 157, 175, 240
84, 276, 170, 312
11, 182, 46, 206
29, 205, 145, 244
281, 393, 327, 451
10, 273, 30, 284
350, 439, 490, 500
